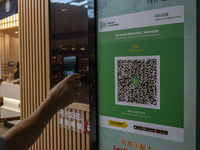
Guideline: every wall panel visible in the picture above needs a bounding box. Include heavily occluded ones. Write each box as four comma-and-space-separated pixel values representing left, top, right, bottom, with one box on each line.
0, 32, 19, 80
18, 0, 90, 150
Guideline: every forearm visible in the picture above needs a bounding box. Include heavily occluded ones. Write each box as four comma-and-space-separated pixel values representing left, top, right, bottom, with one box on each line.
3, 96, 58, 150
2, 73, 81, 150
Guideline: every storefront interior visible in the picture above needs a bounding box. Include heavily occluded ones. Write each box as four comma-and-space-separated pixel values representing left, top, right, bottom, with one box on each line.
0, 12, 20, 127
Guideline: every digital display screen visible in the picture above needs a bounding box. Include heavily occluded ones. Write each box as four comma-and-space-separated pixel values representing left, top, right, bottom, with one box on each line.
50, 0, 91, 104
63, 56, 77, 77
98, 0, 197, 149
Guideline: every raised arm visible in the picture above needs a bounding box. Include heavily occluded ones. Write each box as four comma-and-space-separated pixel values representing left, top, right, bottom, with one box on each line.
3, 73, 82, 150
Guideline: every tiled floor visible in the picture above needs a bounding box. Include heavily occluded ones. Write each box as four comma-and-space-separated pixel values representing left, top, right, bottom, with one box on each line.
0, 123, 10, 136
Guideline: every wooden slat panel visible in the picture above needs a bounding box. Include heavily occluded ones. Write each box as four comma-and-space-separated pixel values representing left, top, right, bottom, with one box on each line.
69, 109, 73, 150
26, 0, 30, 117
73, 109, 77, 150
77, 110, 81, 150
41, 1, 47, 149
44, 0, 51, 146
32, 0, 36, 149
31, 0, 36, 119
29, 0, 33, 117
38, 1, 43, 149
61, 126, 65, 150
23, 0, 28, 118
65, 108, 69, 150
54, 116, 57, 150
19, 0, 24, 120
18, 0, 90, 150
86, 112, 90, 150
81, 111, 86, 150
35, 1, 40, 149
58, 125, 61, 150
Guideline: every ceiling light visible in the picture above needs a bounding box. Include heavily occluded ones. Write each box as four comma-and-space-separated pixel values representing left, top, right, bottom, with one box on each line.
51, 0, 73, 4
70, 0, 87, 6
62, 9, 67, 12
0, 13, 19, 30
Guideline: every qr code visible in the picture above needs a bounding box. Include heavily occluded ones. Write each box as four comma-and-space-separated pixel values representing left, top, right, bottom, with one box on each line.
115, 56, 160, 109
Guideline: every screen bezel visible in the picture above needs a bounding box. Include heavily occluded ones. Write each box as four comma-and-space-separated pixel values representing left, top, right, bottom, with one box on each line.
196, 1, 200, 149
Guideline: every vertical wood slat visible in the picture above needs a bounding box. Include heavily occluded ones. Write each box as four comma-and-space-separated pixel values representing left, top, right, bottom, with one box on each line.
73, 109, 77, 150
86, 112, 90, 150
29, 0, 33, 121
65, 108, 69, 150
77, 110, 81, 150
69, 109, 73, 150
25, 0, 30, 117
23, 0, 28, 119
31, 5, 36, 150
26, 0, 34, 146
57, 121, 61, 150
18, 0, 90, 150
34, 0, 39, 149
44, 0, 51, 148
41, 0, 47, 149
81, 111, 86, 150
38, 1, 43, 149
31, 1, 35, 150
61, 125, 65, 150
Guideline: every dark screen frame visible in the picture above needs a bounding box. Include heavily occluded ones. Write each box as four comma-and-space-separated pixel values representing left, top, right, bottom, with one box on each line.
196, 1, 200, 150
88, 0, 98, 149
49, 0, 98, 149
95, 2, 200, 150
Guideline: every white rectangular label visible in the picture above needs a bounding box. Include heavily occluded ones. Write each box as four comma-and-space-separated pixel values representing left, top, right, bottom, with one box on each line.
99, 5, 184, 32
100, 115, 184, 142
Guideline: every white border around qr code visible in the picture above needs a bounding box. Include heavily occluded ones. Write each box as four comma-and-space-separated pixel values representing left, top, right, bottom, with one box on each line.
115, 56, 160, 109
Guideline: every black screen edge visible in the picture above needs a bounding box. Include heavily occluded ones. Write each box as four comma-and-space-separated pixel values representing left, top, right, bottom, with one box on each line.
196, 1, 200, 150
89, 0, 98, 149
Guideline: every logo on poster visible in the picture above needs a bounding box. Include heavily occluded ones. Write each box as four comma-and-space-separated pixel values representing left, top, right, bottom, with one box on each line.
100, 21, 107, 29
100, 21, 120, 30
5, 0, 11, 12
147, 0, 168, 4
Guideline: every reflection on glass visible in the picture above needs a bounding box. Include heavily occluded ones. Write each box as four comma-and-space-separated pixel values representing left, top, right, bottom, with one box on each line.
50, 0, 89, 104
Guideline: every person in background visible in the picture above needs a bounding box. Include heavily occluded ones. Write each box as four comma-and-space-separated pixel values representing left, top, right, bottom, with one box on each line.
0, 73, 82, 150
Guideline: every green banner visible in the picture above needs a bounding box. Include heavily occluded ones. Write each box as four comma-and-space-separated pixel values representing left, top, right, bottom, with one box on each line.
98, 23, 184, 128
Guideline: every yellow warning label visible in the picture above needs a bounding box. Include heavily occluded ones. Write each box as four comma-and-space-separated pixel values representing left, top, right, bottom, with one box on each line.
109, 120, 128, 129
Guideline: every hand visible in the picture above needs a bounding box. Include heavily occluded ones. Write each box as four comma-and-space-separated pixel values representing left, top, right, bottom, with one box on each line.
47, 73, 82, 111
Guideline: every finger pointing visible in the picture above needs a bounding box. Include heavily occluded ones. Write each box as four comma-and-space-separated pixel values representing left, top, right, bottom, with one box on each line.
66, 73, 81, 82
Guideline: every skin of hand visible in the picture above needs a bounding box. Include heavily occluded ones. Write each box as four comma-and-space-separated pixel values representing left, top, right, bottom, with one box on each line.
3, 73, 82, 150
47, 73, 82, 111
